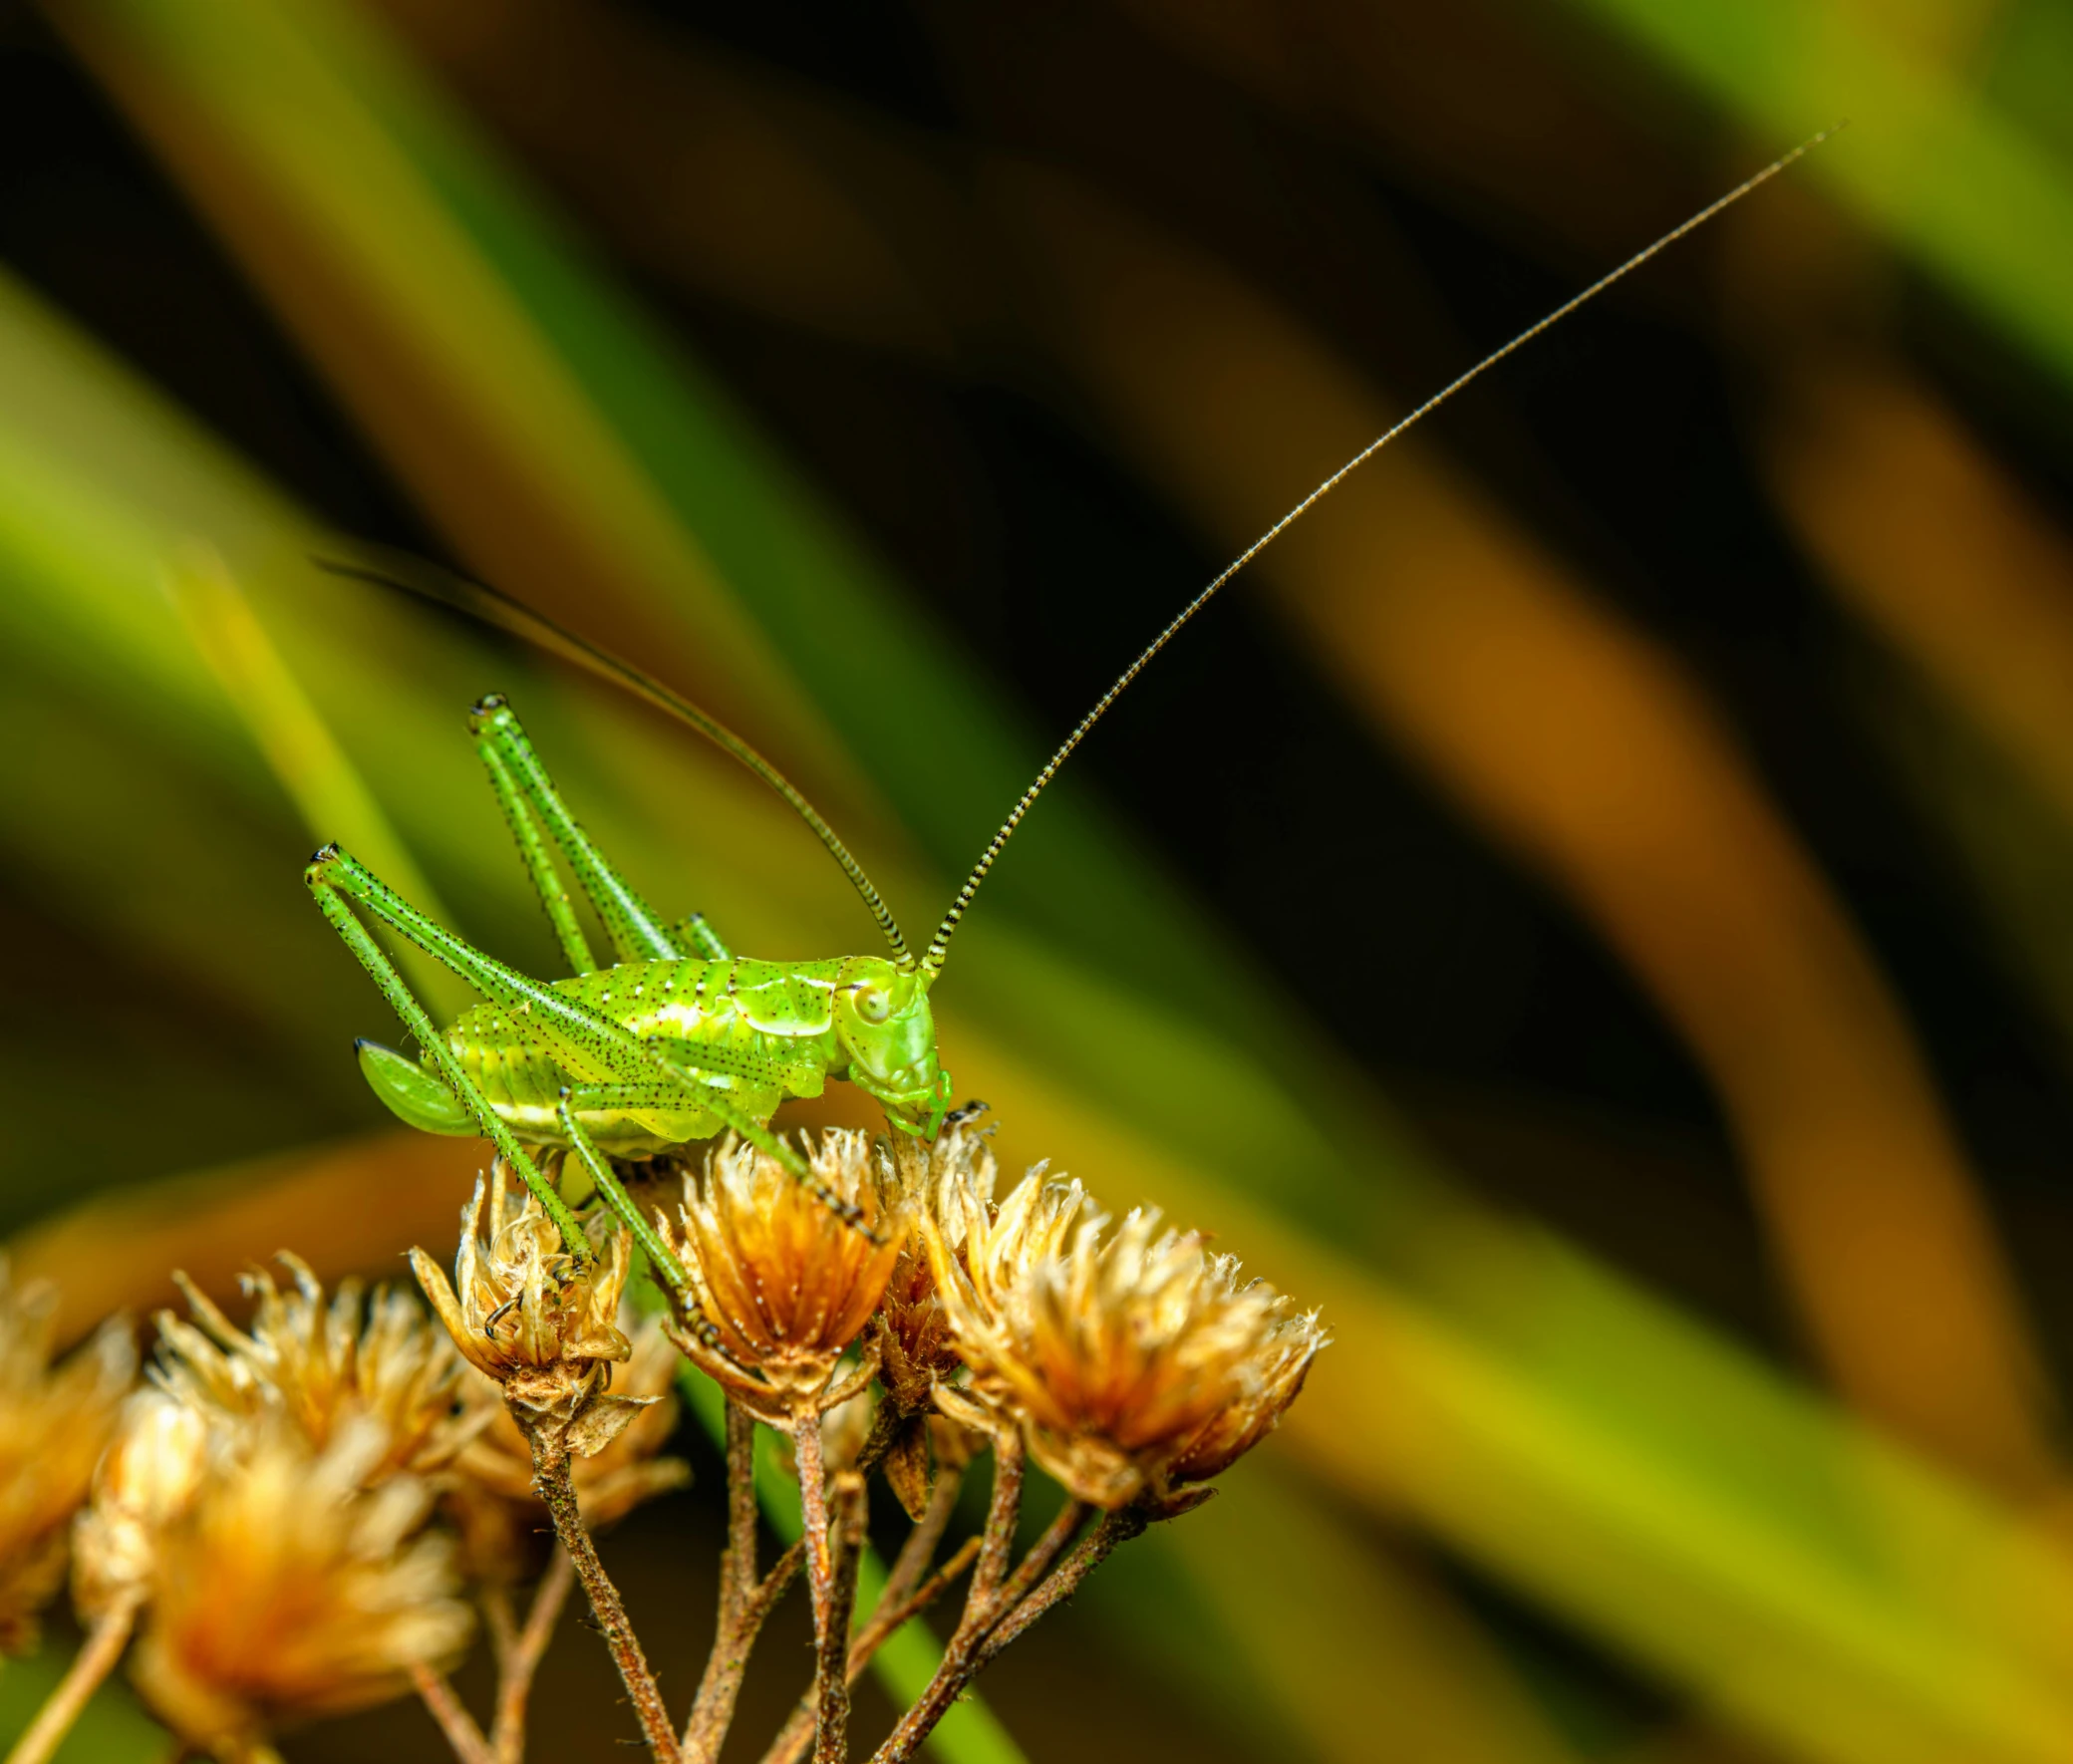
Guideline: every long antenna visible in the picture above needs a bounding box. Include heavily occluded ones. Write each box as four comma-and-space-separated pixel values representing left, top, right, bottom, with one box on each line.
314, 547, 916, 970
919, 128, 1840, 980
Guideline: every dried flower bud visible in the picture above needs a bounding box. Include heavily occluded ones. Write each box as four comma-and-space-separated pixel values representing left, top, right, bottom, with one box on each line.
878, 1126, 996, 1412
926, 1167, 1327, 1508
410, 1167, 634, 1439
662, 1130, 904, 1422
72, 1391, 210, 1624
0, 1263, 136, 1652
445, 1310, 689, 1585
882, 1411, 981, 1524
129, 1417, 470, 1758
153, 1255, 489, 1482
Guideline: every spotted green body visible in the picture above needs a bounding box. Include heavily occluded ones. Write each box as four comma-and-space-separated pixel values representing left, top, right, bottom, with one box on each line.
427, 955, 938, 1157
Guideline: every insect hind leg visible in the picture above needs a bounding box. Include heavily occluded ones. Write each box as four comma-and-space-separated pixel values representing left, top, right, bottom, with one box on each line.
471, 697, 732, 964
304, 844, 589, 1256
567, 1080, 880, 1244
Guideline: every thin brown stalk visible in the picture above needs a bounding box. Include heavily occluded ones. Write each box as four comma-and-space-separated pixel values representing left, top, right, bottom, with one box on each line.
969, 1429, 1025, 1607
974, 1508, 1144, 1667
481, 1584, 518, 1672
490, 1550, 576, 1764
877, 1466, 965, 1619
990, 1497, 1086, 1614
850, 1395, 902, 1481
531, 1434, 681, 1763
816, 1342, 883, 1419
760, 1468, 975, 1764
819, 1472, 866, 1762
4, 1594, 142, 1764
412, 1663, 493, 1764
793, 1417, 868, 1764
860, 1435, 1025, 1764
685, 1402, 801, 1762
866, 1451, 1145, 1764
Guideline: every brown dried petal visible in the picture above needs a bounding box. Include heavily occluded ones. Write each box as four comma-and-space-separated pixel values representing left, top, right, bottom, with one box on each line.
153, 1258, 488, 1485
565, 1394, 657, 1461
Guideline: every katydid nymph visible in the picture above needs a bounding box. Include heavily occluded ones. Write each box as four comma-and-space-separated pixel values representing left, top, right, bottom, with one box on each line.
307, 135, 1830, 1265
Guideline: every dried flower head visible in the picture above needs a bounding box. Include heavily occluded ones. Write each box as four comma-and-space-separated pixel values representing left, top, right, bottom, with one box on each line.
663, 1130, 905, 1422
926, 1167, 1327, 1508
878, 1125, 996, 1413
153, 1255, 489, 1482
445, 1308, 690, 1585
0, 1263, 136, 1651
72, 1390, 210, 1624
129, 1417, 470, 1759
410, 1166, 635, 1441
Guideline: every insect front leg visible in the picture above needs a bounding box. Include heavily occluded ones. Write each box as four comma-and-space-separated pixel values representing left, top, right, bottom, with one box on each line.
552, 1091, 737, 1355
565, 1079, 879, 1241
551, 1090, 690, 1289
470, 696, 729, 963
304, 845, 590, 1257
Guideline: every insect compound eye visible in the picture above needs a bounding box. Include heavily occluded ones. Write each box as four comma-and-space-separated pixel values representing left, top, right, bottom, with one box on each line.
855, 988, 892, 1026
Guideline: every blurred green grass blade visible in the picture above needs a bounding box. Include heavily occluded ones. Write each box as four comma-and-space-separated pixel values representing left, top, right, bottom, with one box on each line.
1558, 0, 2073, 392
59, 0, 858, 814
1858, 661, 2073, 1067
674, 1369, 1026, 1764
0, 1638, 174, 1763
1096, 1466, 1593, 1764
28, 9, 2073, 1755
163, 546, 471, 1019
956, 1025, 2073, 1764
56, 0, 1359, 1079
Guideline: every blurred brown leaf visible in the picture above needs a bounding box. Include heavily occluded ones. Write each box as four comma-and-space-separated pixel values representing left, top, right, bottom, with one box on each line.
13, 1129, 479, 1347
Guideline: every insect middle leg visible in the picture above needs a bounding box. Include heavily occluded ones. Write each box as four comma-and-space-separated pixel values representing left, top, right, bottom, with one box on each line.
563, 1082, 874, 1235
470, 696, 731, 964
552, 1093, 742, 1351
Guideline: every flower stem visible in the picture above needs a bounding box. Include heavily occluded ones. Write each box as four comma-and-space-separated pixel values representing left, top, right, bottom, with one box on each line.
3, 1595, 142, 1764
531, 1436, 680, 1762
866, 1442, 1144, 1764
760, 1466, 974, 1764
974, 1508, 1142, 1667
491, 1551, 576, 1764
684, 1402, 800, 1763
793, 1416, 866, 1764
412, 1664, 491, 1764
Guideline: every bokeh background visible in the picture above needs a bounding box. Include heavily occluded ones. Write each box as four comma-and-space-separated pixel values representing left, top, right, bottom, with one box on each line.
7, 0, 2073, 1759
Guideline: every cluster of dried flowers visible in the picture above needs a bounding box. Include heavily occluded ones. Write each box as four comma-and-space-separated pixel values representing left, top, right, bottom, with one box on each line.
2, 1112, 1324, 1764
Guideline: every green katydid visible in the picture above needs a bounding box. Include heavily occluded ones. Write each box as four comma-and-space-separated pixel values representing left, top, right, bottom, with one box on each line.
306, 135, 1830, 1265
